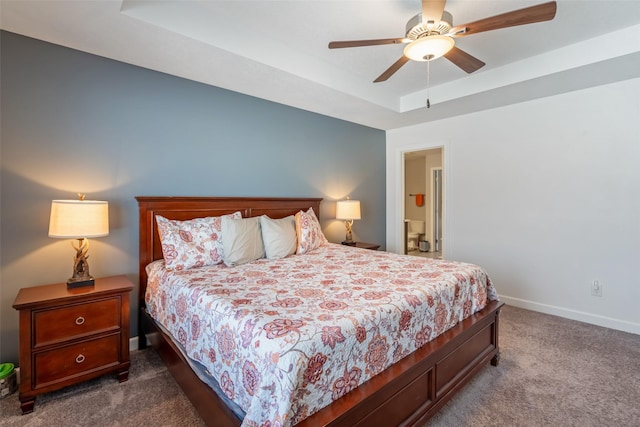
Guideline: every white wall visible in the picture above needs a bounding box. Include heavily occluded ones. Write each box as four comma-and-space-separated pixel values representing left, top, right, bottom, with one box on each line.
387, 78, 640, 334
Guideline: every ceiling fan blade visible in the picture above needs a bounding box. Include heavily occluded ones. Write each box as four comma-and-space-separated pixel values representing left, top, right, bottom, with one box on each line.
444, 46, 486, 74
422, 0, 447, 27
329, 38, 408, 49
374, 56, 411, 83
450, 1, 557, 37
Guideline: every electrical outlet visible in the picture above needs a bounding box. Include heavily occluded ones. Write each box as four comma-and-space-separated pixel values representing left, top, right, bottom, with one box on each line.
591, 280, 603, 297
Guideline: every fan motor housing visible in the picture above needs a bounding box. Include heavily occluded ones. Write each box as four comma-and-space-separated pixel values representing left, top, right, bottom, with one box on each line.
406, 11, 452, 40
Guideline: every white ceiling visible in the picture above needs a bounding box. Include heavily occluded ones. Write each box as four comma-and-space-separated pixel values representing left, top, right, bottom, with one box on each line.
2, 1, 639, 130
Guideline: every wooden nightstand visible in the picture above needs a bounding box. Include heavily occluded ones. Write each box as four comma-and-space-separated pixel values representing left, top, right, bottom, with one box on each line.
12, 275, 133, 414
353, 242, 381, 251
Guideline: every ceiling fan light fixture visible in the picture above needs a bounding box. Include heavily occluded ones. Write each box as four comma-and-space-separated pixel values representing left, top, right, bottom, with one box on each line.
403, 35, 454, 62
405, 11, 453, 40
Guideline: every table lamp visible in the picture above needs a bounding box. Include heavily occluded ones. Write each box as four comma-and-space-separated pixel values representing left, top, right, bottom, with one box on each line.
336, 198, 361, 246
48, 195, 109, 288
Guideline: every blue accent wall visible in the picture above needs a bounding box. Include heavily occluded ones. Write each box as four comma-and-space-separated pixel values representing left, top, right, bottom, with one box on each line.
0, 31, 386, 362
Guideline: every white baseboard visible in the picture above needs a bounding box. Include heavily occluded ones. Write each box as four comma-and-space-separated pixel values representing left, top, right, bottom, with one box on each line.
500, 295, 640, 335
129, 336, 139, 352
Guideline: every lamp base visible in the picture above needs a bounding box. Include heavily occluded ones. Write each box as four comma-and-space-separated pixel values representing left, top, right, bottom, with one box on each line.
68, 237, 95, 289
67, 277, 95, 289
341, 241, 356, 246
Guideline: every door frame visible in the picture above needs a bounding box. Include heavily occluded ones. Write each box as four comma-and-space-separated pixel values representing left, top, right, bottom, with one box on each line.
386, 139, 450, 255
430, 166, 443, 252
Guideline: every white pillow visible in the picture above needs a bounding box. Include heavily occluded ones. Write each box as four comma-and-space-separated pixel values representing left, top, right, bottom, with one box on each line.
221, 216, 265, 267
260, 215, 297, 260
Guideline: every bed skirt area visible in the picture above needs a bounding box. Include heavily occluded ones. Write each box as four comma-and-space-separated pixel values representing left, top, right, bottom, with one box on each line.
141, 310, 246, 421
140, 300, 504, 427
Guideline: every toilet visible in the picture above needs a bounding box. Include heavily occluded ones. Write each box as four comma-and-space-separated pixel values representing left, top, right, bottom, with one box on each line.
407, 220, 425, 251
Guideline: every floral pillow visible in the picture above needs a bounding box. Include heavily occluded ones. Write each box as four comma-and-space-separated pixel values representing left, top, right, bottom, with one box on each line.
295, 207, 328, 255
156, 211, 242, 270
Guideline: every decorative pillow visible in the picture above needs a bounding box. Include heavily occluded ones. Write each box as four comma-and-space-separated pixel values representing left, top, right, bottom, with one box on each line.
221, 216, 266, 267
260, 215, 297, 260
295, 207, 328, 255
156, 211, 241, 270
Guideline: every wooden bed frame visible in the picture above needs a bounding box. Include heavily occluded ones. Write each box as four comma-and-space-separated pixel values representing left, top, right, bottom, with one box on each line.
137, 196, 504, 427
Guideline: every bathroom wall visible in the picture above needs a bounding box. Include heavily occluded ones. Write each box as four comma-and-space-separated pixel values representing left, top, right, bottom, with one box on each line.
404, 154, 426, 227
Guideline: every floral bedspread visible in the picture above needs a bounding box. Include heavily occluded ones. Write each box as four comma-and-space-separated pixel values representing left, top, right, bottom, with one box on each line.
146, 243, 498, 427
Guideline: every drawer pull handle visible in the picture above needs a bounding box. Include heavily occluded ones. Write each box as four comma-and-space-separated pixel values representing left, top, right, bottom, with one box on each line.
75, 316, 85, 326
75, 354, 85, 364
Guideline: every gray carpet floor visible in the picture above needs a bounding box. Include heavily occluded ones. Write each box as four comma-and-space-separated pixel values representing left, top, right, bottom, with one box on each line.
1, 305, 638, 426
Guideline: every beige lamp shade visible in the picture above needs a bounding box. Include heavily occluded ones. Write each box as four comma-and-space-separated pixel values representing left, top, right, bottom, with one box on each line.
48, 200, 109, 238
336, 200, 361, 221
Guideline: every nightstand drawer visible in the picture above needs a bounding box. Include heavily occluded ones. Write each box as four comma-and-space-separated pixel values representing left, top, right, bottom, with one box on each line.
33, 334, 121, 388
33, 298, 120, 348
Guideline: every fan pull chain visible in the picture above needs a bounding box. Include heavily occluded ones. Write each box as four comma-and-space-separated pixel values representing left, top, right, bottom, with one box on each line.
426, 58, 431, 109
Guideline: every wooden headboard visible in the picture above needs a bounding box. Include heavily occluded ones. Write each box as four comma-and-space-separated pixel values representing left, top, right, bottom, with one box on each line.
136, 196, 322, 307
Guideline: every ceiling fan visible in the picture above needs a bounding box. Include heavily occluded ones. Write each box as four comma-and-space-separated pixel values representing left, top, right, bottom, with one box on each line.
329, 0, 557, 83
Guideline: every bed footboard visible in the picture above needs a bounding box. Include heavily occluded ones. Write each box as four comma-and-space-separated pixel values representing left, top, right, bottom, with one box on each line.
141, 301, 503, 427
299, 300, 504, 426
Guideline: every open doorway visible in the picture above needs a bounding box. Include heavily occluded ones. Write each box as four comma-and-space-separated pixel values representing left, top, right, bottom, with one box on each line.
386, 139, 449, 255
403, 148, 443, 259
